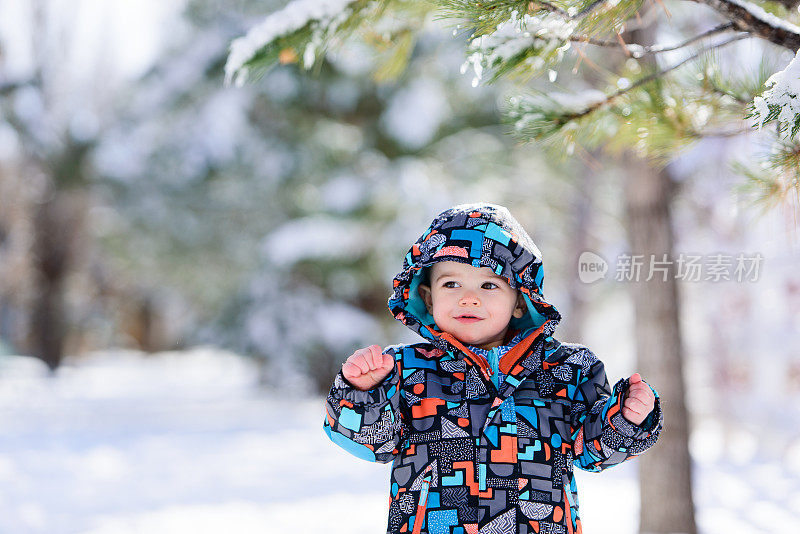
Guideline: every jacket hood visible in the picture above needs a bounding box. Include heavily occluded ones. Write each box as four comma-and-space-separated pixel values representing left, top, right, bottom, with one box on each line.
388, 203, 561, 353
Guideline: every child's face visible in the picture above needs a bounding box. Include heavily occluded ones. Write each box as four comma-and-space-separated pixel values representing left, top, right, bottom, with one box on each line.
418, 261, 525, 351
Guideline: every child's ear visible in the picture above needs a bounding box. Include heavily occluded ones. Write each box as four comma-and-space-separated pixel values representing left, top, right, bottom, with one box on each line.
418, 284, 433, 314
512, 293, 527, 319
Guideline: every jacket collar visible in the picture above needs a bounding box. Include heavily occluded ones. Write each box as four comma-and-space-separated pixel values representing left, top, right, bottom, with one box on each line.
427, 320, 560, 400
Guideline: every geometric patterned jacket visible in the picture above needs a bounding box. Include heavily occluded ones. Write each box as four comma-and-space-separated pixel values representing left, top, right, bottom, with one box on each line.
324, 203, 663, 534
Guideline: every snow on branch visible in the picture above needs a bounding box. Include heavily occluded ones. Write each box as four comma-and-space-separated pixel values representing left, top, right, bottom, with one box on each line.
693, 0, 800, 50
507, 33, 748, 141
535, 0, 620, 20
771, 0, 800, 9
224, 0, 360, 86
462, 9, 577, 85
750, 49, 800, 139
506, 89, 607, 142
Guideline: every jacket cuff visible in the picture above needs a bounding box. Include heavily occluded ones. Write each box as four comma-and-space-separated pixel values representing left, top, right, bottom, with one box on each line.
331, 367, 400, 407
606, 378, 663, 442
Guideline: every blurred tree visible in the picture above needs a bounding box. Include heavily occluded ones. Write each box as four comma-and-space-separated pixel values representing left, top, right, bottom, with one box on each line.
0, 1, 100, 370
94, 0, 590, 393
0, 0, 193, 366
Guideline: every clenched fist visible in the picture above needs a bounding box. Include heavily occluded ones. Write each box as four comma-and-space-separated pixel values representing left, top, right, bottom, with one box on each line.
622, 373, 656, 426
342, 345, 395, 391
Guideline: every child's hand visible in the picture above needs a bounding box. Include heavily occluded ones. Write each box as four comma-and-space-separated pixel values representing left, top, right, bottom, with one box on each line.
342, 345, 395, 391
622, 373, 655, 426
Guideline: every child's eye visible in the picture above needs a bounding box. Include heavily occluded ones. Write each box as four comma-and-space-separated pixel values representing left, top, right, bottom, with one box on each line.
482, 282, 499, 290
442, 281, 460, 288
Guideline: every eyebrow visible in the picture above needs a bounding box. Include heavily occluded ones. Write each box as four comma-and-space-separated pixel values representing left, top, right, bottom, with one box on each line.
433, 271, 506, 283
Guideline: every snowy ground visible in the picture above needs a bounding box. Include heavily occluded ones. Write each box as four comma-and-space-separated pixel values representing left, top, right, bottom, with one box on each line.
0, 349, 798, 533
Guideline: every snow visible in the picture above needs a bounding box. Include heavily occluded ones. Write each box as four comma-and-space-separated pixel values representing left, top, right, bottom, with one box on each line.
506, 90, 606, 134
380, 77, 450, 150
1, 348, 799, 533
464, 10, 576, 86
315, 303, 379, 348
259, 216, 372, 266
751, 48, 800, 139
224, 0, 358, 87
726, 0, 800, 37
0, 349, 390, 533
738, 0, 800, 138
320, 173, 369, 213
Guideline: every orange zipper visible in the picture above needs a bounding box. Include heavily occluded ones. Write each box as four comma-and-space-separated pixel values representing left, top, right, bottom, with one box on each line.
411, 465, 434, 534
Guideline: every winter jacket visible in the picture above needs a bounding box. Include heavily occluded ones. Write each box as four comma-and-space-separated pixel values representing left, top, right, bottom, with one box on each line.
324, 203, 663, 534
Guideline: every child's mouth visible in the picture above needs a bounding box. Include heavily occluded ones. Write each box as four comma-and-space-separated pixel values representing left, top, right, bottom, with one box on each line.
455, 315, 482, 323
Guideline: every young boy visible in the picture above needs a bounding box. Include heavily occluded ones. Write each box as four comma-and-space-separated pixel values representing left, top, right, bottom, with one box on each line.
324, 203, 662, 534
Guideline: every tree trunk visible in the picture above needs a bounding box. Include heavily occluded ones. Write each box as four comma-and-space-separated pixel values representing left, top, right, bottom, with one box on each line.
30, 189, 86, 371
623, 9, 697, 531
0, 164, 32, 355
623, 157, 696, 534
563, 159, 597, 342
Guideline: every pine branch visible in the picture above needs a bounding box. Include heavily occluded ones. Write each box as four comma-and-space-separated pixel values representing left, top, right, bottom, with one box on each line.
571, 0, 613, 19
692, 0, 800, 51
706, 85, 752, 105
532, 0, 630, 20
534, 0, 610, 19
569, 22, 739, 56
506, 31, 751, 159
439, 0, 643, 37
437, 1, 530, 35
459, 0, 648, 84
369, 28, 417, 82
768, 0, 800, 10
225, 0, 436, 85
532, 1, 571, 17
559, 33, 749, 122
225, 0, 380, 86
733, 146, 800, 220
463, 10, 579, 84
646, 22, 738, 53
568, 35, 619, 47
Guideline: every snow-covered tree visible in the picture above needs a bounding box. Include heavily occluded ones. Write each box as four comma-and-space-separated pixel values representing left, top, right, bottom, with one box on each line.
92, 0, 594, 394
0, 0, 136, 369
226, 0, 800, 217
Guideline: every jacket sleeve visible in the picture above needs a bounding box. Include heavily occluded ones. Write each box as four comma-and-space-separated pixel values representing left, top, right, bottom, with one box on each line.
567, 346, 663, 472
323, 346, 405, 463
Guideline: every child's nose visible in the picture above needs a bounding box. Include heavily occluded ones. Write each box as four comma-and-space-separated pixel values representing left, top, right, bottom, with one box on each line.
459, 294, 480, 306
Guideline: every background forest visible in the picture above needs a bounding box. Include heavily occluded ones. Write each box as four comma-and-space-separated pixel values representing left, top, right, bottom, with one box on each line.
0, 0, 798, 532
